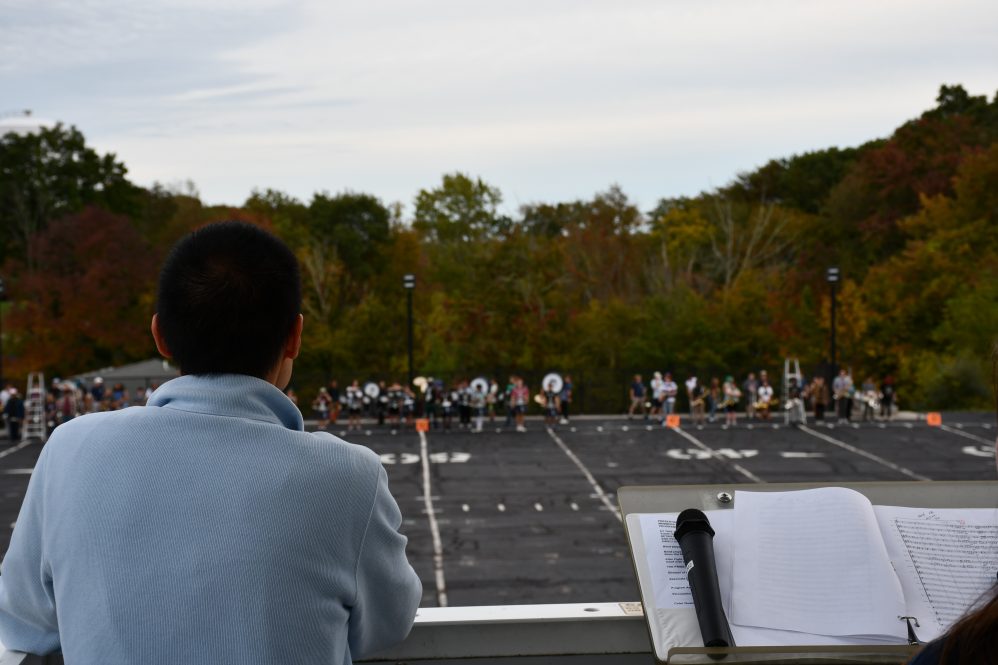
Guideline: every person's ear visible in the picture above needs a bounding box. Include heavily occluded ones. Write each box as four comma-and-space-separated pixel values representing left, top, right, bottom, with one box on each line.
285, 314, 304, 360
151, 314, 172, 359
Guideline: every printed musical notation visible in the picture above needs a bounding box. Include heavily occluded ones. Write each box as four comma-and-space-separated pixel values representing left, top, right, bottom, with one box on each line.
894, 518, 998, 627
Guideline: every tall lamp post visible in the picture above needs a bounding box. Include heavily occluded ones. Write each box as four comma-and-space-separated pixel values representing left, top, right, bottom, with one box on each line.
403, 274, 415, 387
827, 267, 839, 384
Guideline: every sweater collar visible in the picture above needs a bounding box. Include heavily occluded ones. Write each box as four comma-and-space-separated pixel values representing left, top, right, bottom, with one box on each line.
146, 374, 304, 431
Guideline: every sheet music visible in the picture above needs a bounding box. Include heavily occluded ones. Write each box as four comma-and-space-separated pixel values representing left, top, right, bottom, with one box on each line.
873, 506, 998, 643
637, 511, 733, 610
634, 510, 906, 649
730, 488, 907, 640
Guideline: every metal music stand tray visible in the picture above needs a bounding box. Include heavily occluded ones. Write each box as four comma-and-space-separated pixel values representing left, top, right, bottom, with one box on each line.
618, 480, 998, 664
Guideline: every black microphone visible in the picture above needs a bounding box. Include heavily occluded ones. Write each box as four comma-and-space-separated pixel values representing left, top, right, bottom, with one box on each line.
674, 508, 735, 651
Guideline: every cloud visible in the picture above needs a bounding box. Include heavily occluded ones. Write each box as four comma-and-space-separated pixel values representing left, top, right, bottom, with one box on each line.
3, 0, 997, 210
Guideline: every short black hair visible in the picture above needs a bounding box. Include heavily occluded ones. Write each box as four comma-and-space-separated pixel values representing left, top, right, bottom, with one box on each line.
156, 221, 301, 378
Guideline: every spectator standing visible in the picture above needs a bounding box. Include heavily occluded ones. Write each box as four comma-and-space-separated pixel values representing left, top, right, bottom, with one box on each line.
3, 388, 23, 442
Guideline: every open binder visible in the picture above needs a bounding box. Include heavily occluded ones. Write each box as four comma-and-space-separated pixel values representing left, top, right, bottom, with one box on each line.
619, 480, 998, 664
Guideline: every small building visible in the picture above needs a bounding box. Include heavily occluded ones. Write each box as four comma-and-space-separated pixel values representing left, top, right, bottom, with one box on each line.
70, 358, 180, 396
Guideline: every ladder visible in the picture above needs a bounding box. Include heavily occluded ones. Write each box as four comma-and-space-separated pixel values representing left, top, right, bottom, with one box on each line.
782, 358, 807, 426
22, 372, 47, 442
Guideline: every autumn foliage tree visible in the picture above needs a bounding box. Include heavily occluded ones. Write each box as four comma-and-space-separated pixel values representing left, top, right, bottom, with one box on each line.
1, 85, 996, 410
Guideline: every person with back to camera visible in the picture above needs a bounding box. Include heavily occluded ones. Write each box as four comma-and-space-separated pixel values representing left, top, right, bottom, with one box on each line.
0, 221, 422, 664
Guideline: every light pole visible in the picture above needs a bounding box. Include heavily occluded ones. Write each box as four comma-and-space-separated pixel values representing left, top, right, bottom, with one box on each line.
827, 267, 839, 384
403, 274, 415, 387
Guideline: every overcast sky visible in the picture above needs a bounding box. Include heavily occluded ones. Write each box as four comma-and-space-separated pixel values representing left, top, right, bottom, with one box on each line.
3, 0, 997, 214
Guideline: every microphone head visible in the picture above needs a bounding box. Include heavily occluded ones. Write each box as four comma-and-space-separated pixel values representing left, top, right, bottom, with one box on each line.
674, 508, 715, 541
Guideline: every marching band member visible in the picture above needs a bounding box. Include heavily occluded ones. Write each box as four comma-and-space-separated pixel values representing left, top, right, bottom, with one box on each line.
543, 380, 561, 427
649, 371, 663, 419
346, 380, 364, 431
487, 378, 499, 423
756, 378, 774, 420
786, 376, 804, 425
742, 372, 759, 420
312, 386, 332, 430
688, 377, 707, 426
386, 382, 403, 429
880, 375, 896, 420
707, 377, 721, 423
559, 374, 573, 425
685, 375, 698, 417
471, 381, 487, 432
441, 383, 456, 431
833, 368, 854, 423
628, 374, 646, 419
722, 375, 741, 426
860, 376, 879, 422
328, 380, 340, 424
504, 376, 516, 428
511, 376, 529, 433
424, 380, 440, 428
458, 380, 472, 429
376, 380, 388, 426
402, 386, 416, 429
804, 376, 830, 420
661, 372, 678, 419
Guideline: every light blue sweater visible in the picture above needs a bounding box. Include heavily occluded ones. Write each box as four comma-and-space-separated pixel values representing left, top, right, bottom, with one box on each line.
0, 374, 421, 663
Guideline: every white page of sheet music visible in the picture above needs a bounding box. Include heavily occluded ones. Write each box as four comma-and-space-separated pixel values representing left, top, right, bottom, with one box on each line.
873, 505, 998, 643
638, 511, 734, 610
731, 488, 907, 639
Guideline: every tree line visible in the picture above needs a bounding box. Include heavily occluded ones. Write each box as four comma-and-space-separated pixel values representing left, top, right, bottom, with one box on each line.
1, 84, 996, 411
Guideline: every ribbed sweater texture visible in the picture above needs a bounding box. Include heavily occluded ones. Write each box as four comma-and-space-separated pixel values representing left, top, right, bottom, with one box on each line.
0, 374, 421, 664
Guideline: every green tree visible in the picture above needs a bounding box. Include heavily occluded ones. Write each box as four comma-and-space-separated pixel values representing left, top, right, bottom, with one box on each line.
0, 124, 138, 267
413, 173, 509, 242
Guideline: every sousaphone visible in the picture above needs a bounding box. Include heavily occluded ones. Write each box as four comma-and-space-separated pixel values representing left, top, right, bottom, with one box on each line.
541, 372, 564, 394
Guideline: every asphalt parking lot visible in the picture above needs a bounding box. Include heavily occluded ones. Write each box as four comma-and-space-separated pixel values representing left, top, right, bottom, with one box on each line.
1, 413, 995, 608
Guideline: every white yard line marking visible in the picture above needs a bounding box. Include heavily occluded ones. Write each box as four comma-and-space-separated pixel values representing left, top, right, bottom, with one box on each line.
0, 439, 35, 460
940, 424, 995, 446
546, 427, 622, 523
418, 429, 448, 607
2, 468, 34, 475
798, 425, 931, 481
669, 427, 764, 484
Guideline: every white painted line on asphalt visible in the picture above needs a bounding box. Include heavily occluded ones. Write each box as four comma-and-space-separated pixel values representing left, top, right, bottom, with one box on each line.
546, 427, 622, 523
418, 429, 448, 607
940, 424, 994, 446
2, 468, 34, 475
669, 428, 764, 483
798, 425, 930, 481
497, 503, 506, 512
534, 502, 544, 512
0, 439, 35, 460
570, 502, 580, 511
461, 504, 470, 512
780, 452, 825, 459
